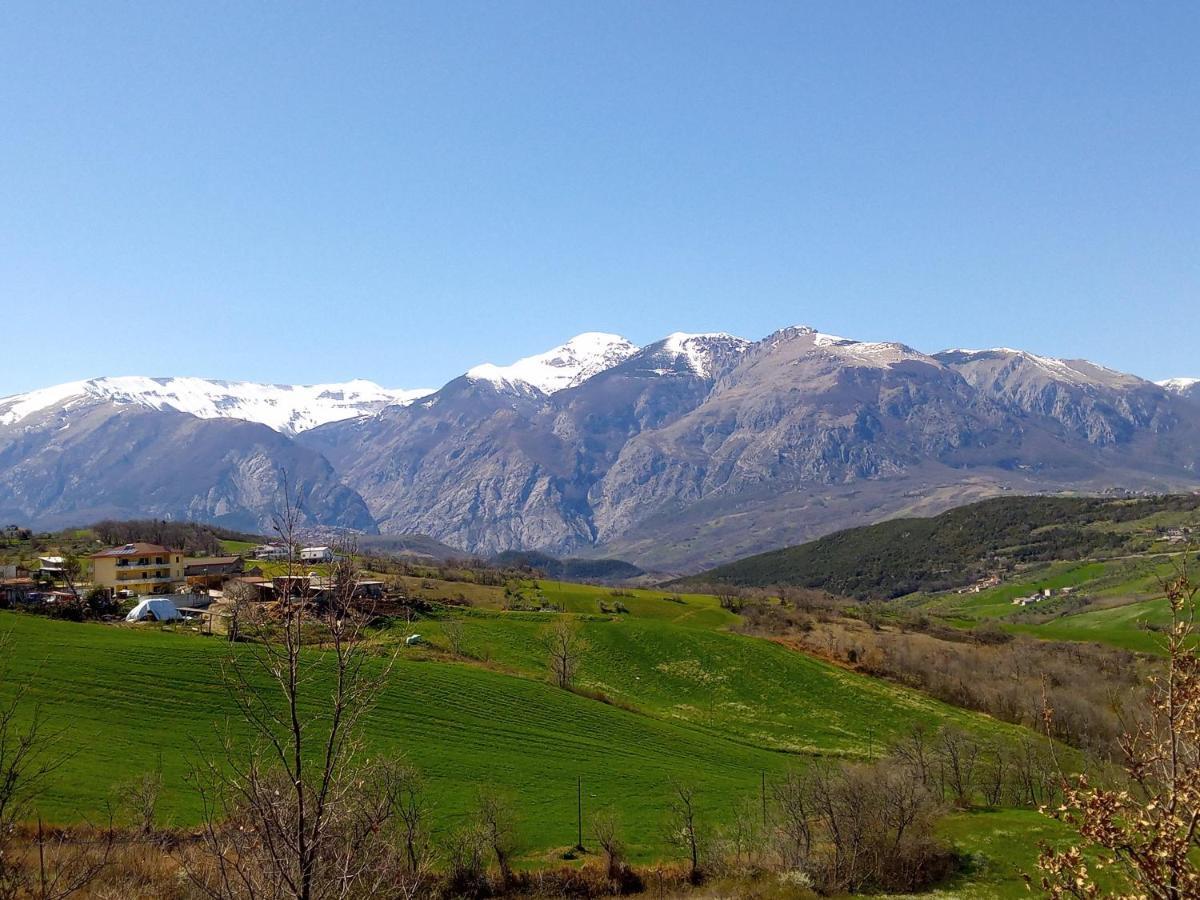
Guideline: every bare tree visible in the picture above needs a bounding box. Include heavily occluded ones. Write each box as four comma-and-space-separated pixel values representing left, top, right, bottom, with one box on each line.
182, 489, 404, 900
542, 617, 587, 690
116, 770, 163, 837
592, 808, 626, 882
442, 617, 468, 658
935, 727, 981, 808
1036, 572, 1200, 899
771, 770, 813, 870
718, 796, 765, 872
222, 579, 257, 643
666, 780, 704, 884
473, 788, 519, 888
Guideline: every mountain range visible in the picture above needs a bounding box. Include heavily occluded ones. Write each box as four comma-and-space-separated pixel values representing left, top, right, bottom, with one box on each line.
1, 327, 1198, 572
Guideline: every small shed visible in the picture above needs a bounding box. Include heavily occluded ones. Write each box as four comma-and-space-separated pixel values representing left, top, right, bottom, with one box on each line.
125, 597, 183, 623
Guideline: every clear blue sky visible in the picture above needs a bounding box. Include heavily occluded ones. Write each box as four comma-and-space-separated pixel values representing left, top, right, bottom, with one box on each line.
1, 1, 1196, 394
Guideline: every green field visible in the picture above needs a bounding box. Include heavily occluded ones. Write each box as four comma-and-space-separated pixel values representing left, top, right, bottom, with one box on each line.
1, 588, 1031, 865
907, 552, 1195, 655
1008, 596, 1173, 654
409, 608, 1015, 755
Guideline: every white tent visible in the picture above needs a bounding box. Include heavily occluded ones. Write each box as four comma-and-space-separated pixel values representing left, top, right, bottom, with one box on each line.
125, 597, 182, 623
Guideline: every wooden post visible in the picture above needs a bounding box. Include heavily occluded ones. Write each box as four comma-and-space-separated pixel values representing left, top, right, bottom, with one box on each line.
575, 775, 584, 850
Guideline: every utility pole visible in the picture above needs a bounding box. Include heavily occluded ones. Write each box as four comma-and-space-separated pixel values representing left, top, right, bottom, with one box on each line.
575, 775, 585, 851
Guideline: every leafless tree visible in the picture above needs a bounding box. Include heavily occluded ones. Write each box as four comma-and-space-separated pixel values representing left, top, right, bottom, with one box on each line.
665, 780, 704, 884
181, 489, 406, 900
771, 770, 813, 870
473, 788, 519, 888
115, 770, 162, 837
592, 808, 626, 882
935, 727, 981, 808
222, 579, 258, 644
442, 617, 468, 658
717, 796, 765, 872
542, 617, 587, 690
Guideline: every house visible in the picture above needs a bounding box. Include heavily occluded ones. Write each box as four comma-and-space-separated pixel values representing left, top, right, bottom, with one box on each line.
252, 544, 289, 560
36, 556, 66, 580
300, 546, 334, 563
90, 543, 185, 596
354, 580, 386, 600
184, 556, 245, 589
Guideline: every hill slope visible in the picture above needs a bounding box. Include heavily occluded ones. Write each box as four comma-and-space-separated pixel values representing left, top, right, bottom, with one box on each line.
0, 592, 1027, 856
688, 494, 1200, 599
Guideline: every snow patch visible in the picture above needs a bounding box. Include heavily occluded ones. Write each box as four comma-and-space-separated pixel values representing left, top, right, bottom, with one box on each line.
657, 332, 750, 377
943, 348, 1098, 384
1159, 377, 1200, 393
0, 377, 432, 433
466, 333, 639, 393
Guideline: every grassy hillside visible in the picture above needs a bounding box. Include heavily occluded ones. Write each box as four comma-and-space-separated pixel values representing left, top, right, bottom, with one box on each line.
689, 494, 1200, 599
0, 587, 1028, 862
0, 611, 781, 859
408, 608, 1010, 756
907, 552, 1194, 654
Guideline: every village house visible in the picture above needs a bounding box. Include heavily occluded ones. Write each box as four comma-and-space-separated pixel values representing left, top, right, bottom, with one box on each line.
184, 555, 246, 589
89, 543, 185, 596
252, 543, 289, 560
36, 556, 66, 581
299, 546, 335, 563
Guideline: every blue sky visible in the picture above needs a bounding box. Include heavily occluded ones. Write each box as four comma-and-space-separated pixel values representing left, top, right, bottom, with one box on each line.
1, 1, 1196, 394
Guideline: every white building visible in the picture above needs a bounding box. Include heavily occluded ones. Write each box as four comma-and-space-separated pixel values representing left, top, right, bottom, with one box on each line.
300, 546, 334, 563
253, 544, 289, 560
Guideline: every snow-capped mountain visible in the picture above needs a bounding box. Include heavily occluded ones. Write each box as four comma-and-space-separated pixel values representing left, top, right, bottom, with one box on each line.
0, 376, 432, 434
652, 332, 751, 377
1159, 377, 1200, 401
465, 332, 639, 393
5, 324, 1200, 571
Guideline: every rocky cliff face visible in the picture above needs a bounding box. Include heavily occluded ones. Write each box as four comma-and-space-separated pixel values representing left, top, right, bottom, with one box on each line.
304, 328, 1200, 567
0, 399, 376, 533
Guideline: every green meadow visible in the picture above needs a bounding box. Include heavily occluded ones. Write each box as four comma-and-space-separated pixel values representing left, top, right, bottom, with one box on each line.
1, 585, 1031, 865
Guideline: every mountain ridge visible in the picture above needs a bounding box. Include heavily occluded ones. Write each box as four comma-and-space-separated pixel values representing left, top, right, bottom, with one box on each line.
4, 325, 1200, 570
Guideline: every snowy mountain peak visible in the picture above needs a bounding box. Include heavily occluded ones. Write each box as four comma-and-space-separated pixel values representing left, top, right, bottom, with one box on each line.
1159, 377, 1200, 400
1159, 377, 1200, 392
465, 332, 639, 393
657, 332, 751, 377
763, 326, 931, 368
0, 376, 432, 434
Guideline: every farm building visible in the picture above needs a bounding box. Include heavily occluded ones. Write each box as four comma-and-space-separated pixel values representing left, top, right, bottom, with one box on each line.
184, 556, 245, 589
300, 546, 334, 563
